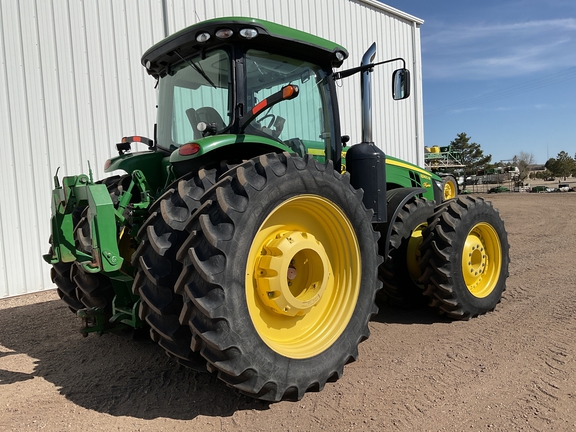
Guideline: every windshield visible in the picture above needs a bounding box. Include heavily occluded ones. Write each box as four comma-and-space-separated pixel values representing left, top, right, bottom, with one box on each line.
156, 49, 231, 149
245, 50, 334, 154
155, 48, 336, 157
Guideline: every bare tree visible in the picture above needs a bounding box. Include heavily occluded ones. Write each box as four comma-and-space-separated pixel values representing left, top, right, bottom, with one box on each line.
513, 151, 535, 181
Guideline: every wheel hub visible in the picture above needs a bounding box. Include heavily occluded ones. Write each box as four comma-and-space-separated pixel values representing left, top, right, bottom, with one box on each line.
406, 222, 426, 282
246, 194, 362, 358
255, 231, 329, 317
462, 226, 493, 296
444, 181, 456, 200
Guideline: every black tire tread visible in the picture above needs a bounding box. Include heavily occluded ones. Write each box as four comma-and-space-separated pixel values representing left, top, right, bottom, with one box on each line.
132, 164, 233, 366
178, 153, 381, 401
51, 263, 84, 311
418, 195, 510, 319
378, 197, 435, 306
72, 210, 115, 312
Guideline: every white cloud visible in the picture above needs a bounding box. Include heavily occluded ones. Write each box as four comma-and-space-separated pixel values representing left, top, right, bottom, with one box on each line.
423, 18, 576, 80
449, 107, 479, 114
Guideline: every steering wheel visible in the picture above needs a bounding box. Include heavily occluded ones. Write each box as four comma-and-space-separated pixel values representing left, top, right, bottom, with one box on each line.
258, 113, 276, 129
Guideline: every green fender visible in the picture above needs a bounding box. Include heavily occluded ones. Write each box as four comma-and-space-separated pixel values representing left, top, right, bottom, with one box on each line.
105, 150, 170, 194
170, 134, 292, 162
307, 141, 441, 202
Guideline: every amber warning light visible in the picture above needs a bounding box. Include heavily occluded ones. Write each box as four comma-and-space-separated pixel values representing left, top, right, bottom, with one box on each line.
251, 84, 299, 117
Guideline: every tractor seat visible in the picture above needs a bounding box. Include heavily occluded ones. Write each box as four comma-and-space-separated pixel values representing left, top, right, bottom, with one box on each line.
196, 107, 226, 130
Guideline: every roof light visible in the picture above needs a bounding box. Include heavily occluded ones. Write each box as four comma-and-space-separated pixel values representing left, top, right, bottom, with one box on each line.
215, 28, 233, 39
179, 143, 201, 156
239, 28, 258, 39
196, 32, 211, 43
335, 51, 345, 61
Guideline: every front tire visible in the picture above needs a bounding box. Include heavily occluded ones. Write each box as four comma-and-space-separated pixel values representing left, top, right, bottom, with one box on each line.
419, 196, 510, 319
441, 175, 458, 201
177, 153, 381, 401
379, 197, 434, 306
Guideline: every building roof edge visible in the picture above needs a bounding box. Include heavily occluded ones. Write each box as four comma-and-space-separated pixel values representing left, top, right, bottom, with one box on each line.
357, 0, 424, 25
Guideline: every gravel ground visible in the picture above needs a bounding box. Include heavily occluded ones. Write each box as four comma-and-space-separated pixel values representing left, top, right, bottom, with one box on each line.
1, 192, 575, 431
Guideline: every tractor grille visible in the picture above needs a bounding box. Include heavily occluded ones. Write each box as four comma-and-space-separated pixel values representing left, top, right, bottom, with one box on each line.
409, 171, 421, 188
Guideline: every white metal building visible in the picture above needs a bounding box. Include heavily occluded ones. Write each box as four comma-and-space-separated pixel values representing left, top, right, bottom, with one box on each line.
0, 0, 424, 298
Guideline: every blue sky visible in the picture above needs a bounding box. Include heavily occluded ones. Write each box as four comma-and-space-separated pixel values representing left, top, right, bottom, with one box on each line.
382, 0, 576, 164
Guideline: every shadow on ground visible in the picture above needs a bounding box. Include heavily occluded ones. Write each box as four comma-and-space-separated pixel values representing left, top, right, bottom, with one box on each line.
373, 299, 452, 325
0, 299, 269, 420
0, 296, 449, 420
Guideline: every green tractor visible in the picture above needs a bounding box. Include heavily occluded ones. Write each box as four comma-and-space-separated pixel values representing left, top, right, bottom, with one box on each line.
44, 17, 509, 401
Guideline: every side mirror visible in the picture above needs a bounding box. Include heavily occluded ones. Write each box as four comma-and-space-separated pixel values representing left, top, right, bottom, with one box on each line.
341, 135, 350, 147
392, 68, 410, 100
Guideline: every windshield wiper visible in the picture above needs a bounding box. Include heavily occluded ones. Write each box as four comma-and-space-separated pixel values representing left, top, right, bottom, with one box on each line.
175, 50, 216, 89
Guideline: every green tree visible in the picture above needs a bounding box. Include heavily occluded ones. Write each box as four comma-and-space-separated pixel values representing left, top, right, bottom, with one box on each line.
545, 158, 557, 175
449, 132, 492, 175
539, 170, 554, 180
530, 170, 553, 180
546, 151, 575, 180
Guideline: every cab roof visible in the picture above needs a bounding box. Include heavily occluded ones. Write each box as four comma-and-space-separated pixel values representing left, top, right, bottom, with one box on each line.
142, 16, 349, 79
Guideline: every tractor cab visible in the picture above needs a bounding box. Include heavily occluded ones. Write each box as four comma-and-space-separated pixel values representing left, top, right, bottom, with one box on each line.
143, 17, 348, 176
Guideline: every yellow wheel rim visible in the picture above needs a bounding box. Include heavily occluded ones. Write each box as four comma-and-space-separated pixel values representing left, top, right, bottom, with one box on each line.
405, 222, 427, 283
246, 195, 361, 359
461, 222, 502, 298
443, 179, 457, 200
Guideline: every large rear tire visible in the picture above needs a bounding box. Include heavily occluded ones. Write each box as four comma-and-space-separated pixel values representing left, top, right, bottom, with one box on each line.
379, 197, 434, 306
48, 206, 87, 313
73, 207, 116, 313
177, 153, 381, 401
131, 168, 222, 369
419, 196, 510, 319
51, 260, 84, 312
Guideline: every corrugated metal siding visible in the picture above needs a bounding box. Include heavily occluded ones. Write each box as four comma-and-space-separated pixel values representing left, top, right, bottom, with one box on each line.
0, 0, 423, 298
0, 0, 165, 297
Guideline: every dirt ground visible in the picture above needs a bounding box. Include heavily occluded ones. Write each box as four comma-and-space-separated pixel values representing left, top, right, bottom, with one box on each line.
1, 192, 576, 431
